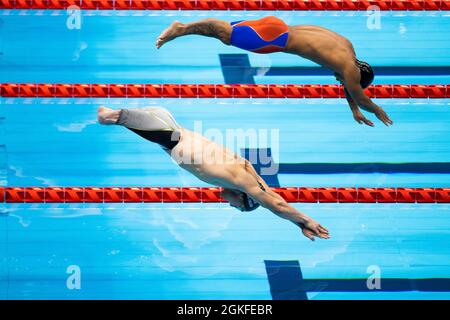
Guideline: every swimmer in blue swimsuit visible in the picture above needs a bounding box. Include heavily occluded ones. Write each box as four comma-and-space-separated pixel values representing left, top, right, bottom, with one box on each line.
156, 16, 393, 127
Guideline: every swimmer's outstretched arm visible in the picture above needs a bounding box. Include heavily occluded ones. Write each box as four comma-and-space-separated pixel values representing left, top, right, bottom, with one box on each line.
343, 66, 393, 126
344, 88, 374, 127
232, 169, 330, 241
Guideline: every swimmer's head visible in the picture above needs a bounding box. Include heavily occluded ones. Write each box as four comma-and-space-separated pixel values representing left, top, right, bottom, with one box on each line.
334, 59, 375, 89
241, 192, 260, 212
221, 189, 260, 212
356, 59, 374, 88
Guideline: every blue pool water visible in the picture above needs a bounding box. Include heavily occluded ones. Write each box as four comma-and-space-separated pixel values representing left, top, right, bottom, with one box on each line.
1, 10, 450, 299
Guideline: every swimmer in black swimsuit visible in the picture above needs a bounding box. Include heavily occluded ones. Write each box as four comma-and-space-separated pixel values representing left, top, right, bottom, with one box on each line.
116, 107, 181, 151
98, 106, 330, 241
156, 16, 393, 127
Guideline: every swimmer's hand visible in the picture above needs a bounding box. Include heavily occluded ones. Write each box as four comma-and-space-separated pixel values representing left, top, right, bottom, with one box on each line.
374, 106, 394, 126
353, 109, 374, 127
298, 219, 330, 241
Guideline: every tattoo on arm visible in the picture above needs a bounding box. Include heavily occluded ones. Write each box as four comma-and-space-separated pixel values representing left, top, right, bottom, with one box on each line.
244, 160, 269, 193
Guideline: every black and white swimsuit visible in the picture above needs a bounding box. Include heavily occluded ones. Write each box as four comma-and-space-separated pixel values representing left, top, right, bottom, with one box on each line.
117, 107, 181, 150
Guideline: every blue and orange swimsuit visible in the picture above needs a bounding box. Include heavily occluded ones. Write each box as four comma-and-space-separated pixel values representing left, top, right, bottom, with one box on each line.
229, 16, 289, 54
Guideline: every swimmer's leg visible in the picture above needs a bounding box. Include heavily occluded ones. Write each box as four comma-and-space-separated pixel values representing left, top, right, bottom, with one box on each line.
156, 18, 232, 49
98, 106, 180, 130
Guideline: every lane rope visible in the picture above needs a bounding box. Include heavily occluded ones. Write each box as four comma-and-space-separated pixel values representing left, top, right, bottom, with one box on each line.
2, 186, 449, 203
1, 83, 449, 98
0, 0, 448, 11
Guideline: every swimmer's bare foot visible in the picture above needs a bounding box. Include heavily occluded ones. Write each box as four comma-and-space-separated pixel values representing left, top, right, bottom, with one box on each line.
97, 106, 121, 125
156, 21, 184, 49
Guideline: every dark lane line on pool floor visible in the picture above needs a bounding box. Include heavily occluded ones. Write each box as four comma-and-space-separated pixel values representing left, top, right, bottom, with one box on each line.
241, 148, 450, 188
220, 54, 450, 84
265, 260, 450, 300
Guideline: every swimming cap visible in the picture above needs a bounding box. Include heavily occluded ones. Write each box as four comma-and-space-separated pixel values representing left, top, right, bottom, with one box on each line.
240, 181, 266, 212
241, 193, 261, 212
356, 59, 374, 89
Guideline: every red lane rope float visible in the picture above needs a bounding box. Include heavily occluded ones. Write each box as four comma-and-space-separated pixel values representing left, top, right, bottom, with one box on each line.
0, 0, 449, 11
1, 187, 449, 203
1, 84, 449, 99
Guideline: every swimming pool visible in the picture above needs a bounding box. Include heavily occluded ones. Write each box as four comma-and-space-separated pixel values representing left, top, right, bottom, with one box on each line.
1, 8, 450, 300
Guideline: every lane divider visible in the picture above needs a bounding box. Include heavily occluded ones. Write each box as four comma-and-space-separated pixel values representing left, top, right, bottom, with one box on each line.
1, 186, 449, 203
0, 0, 448, 11
1, 83, 449, 98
